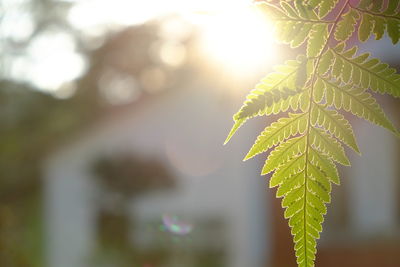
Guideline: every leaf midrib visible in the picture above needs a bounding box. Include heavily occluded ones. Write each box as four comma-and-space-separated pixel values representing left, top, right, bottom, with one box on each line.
301, 1, 352, 266
276, 18, 334, 23
349, 4, 400, 21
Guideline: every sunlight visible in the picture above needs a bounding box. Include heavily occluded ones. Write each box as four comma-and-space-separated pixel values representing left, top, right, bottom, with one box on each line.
198, 6, 278, 75
68, 0, 278, 76
7, 0, 278, 92
67, 0, 252, 32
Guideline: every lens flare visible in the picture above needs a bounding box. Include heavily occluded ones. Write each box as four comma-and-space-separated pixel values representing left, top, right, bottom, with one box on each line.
198, 5, 278, 75
161, 214, 193, 235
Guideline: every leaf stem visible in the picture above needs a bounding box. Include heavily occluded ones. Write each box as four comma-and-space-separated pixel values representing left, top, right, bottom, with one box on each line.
275, 18, 335, 23
302, 1, 351, 265
349, 4, 400, 21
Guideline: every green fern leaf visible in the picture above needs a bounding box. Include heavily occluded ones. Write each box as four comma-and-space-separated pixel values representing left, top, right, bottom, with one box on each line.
319, 0, 339, 18
370, 0, 384, 12
293, 0, 311, 19
257, 1, 287, 19
257, 2, 333, 49
277, 170, 305, 197
387, 18, 400, 44
225, 2, 400, 267
318, 50, 334, 75
357, 0, 372, 9
309, 147, 340, 184
273, 155, 333, 267
353, 1, 400, 44
224, 60, 303, 144
306, 0, 321, 9
281, 1, 301, 19
335, 9, 360, 42
264, 90, 306, 115
386, 0, 400, 15
262, 135, 307, 175
307, 24, 329, 57
311, 104, 360, 153
308, 164, 331, 202
291, 22, 314, 47
244, 113, 308, 160
309, 126, 350, 166
270, 153, 306, 187
372, 16, 386, 40
330, 45, 400, 97
225, 118, 247, 145
359, 13, 374, 41
319, 76, 399, 136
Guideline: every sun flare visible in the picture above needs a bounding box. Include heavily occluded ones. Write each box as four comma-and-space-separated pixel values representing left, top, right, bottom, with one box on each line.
198, 6, 278, 75
67, 1, 279, 80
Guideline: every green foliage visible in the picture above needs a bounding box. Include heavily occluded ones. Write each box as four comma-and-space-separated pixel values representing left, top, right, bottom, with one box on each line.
225, 1, 400, 266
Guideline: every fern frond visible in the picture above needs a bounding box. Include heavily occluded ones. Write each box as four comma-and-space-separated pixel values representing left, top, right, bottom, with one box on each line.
244, 113, 308, 160
358, 13, 374, 42
329, 45, 400, 98
308, 163, 331, 202
330, 1, 400, 44
262, 135, 307, 175
317, 49, 335, 75
270, 153, 306, 187
264, 90, 308, 115
257, 2, 333, 49
306, 0, 322, 9
272, 154, 333, 267
353, 0, 400, 44
309, 126, 350, 166
307, 24, 329, 57
308, 147, 340, 185
335, 8, 360, 42
277, 170, 305, 197
293, 0, 320, 21
310, 104, 360, 153
225, 1, 400, 267
305, 0, 339, 18
224, 60, 303, 144
318, 0, 339, 18
258, 2, 322, 23
319, 76, 399, 136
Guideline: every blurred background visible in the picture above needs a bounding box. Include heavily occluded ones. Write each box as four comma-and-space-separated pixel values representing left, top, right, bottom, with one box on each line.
0, 0, 399, 266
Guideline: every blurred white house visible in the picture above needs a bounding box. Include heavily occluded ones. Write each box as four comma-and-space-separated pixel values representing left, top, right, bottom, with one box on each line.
42, 79, 271, 267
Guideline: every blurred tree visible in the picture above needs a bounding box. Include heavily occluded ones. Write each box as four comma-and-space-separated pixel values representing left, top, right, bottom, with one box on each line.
0, 80, 84, 266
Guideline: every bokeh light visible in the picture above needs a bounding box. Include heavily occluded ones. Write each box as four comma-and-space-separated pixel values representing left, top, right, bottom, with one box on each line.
8, 30, 87, 92
98, 68, 141, 105
161, 214, 193, 236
